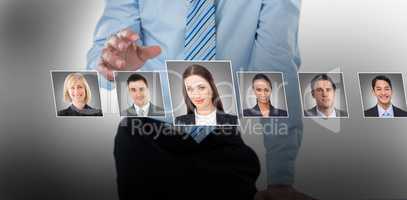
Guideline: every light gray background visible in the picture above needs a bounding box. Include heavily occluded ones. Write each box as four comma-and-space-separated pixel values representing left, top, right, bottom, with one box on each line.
298, 73, 348, 115
166, 61, 238, 118
359, 73, 407, 112
237, 72, 288, 114
1, 0, 407, 200
115, 72, 164, 116
51, 71, 102, 115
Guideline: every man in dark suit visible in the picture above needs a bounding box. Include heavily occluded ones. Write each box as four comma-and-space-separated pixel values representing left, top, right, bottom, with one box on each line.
364, 75, 407, 117
304, 74, 348, 118
121, 73, 164, 117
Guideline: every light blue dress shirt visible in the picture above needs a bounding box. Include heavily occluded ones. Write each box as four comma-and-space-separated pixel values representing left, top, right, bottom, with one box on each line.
317, 107, 337, 118
87, 0, 303, 185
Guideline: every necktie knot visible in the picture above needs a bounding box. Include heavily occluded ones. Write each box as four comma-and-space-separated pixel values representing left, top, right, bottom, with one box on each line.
139, 109, 145, 116
382, 111, 391, 117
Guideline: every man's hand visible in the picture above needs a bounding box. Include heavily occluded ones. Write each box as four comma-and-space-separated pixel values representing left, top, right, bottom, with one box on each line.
97, 28, 162, 80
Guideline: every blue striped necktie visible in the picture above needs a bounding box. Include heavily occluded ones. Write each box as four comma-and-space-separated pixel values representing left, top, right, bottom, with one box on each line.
185, 0, 216, 60
184, 0, 216, 143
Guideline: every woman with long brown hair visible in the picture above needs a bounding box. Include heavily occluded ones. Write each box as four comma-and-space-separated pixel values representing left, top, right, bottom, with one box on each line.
175, 64, 237, 125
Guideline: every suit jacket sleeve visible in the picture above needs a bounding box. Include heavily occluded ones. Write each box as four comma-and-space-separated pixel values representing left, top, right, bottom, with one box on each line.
114, 118, 137, 200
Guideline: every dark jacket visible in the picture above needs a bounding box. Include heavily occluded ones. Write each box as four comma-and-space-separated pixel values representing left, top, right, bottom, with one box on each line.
364, 105, 407, 117
122, 103, 164, 117
114, 117, 259, 200
57, 104, 103, 116
304, 106, 347, 117
243, 104, 287, 117
175, 112, 238, 125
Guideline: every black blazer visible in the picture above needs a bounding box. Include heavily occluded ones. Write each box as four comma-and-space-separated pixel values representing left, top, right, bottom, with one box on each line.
175, 112, 238, 125
121, 103, 164, 117
57, 104, 102, 116
243, 104, 287, 117
364, 105, 407, 117
304, 106, 347, 117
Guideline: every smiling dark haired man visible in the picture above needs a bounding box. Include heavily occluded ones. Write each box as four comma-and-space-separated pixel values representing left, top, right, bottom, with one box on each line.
364, 75, 407, 117
121, 73, 164, 117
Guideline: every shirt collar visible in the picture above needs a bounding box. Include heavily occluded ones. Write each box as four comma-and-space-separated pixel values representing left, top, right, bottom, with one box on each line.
194, 109, 217, 125
194, 109, 217, 118
316, 106, 336, 118
134, 102, 150, 115
377, 104, 394, 117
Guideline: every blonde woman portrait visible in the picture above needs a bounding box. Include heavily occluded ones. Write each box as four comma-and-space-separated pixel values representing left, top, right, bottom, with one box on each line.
57, 73, 102, 116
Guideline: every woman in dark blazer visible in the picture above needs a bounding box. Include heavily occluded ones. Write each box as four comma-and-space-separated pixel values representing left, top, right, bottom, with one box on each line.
175, 64, 237, 125
57, 73, 102, 116
243, 73, 287, 117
